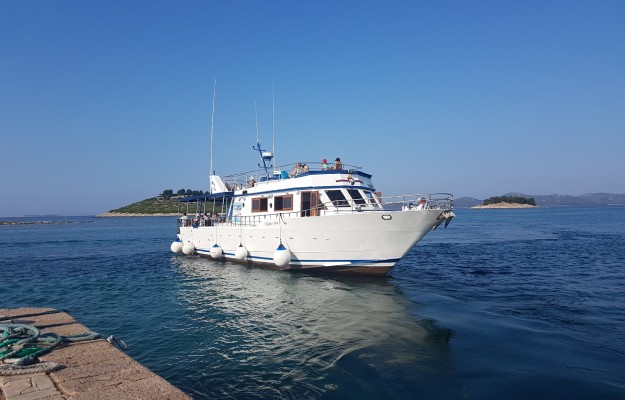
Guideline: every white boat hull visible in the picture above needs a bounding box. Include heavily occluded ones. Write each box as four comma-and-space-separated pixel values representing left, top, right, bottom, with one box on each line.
177, 208, 447, 275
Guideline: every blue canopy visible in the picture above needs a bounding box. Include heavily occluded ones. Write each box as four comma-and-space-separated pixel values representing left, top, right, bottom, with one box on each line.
179, 192, 234, 203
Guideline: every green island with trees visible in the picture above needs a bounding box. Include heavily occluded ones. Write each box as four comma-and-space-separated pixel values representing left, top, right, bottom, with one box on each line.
474, 195, 537, 208
98, 189, 209, 216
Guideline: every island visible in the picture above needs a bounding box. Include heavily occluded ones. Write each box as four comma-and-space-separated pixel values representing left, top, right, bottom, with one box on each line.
471, 195, 537, 209
97, 197, 181, 217
97, 189, 206, 217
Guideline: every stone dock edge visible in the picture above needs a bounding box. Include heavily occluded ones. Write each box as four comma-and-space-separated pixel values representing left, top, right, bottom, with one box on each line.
0, 307, 191, 400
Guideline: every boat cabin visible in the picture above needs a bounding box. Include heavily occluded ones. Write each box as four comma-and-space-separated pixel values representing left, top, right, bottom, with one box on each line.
180, 162, 384, 226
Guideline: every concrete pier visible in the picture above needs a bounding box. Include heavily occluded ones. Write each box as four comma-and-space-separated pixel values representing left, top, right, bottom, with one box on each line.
0, 308, 191, 400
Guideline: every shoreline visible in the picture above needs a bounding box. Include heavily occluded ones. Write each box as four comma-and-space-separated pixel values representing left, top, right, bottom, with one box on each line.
471, 202, 536, 209
96, 212, 180, 217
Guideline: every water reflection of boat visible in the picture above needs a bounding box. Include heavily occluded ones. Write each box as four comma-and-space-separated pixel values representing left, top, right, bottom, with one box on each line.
173, 257, 456, 398
171, 142, 454, 275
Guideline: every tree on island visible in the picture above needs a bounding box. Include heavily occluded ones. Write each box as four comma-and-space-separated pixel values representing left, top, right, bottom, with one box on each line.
483, 196, 536, 206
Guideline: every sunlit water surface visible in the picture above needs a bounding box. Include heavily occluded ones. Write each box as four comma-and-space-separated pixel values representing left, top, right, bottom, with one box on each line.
1, 207, 624, 399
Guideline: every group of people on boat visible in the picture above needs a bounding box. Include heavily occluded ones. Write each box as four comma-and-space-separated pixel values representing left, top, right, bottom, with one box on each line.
228, 157, 346, 190
321, 158, 342, 171
289, 162, 310, 177
179, 212, 221, 227
287, 158, 344, 177
225, 182, 242, 191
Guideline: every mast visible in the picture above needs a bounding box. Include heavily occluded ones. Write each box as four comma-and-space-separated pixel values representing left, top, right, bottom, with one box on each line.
272, 81, 276, 169
255, 101, 260, 144
209, 79, 216, 192
253, 100, 273, 177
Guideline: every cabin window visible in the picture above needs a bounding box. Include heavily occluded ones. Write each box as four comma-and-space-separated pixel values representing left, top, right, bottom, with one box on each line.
301, 191, 321, 217
275, 194, 293, 211
325, 190, 349, 207
347, 189, 367, 205
252, 197, 268, 212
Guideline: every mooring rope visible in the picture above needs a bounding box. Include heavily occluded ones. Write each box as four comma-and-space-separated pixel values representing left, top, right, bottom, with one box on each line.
0, 362, 61, 375
0, 323, 105, 376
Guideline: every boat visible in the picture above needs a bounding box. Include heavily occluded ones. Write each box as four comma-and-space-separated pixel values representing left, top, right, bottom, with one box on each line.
171, 142, 454, 276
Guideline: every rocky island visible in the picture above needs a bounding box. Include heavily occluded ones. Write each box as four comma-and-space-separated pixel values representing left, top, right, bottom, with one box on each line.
97, 189, 207, 217
472, 202, 536, 209
97, 196, 183, 217
471, 195, 537, 209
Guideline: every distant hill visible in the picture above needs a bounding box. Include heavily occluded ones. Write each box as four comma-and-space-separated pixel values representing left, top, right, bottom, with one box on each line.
454, 193, 625, 208
532, 193, 625, 206
100, 197, 182, 216
454, 197, 482, 208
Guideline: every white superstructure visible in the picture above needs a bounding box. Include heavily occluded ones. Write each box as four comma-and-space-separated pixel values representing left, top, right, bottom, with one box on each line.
172, 150, 454, 275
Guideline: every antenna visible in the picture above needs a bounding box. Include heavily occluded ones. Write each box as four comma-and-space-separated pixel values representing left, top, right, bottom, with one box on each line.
255, 101, 260, 144
272, 81, 276, 169
252, 99, 274, 178
210, 79, 216, 192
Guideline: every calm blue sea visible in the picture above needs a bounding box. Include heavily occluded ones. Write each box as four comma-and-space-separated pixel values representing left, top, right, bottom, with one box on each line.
1, 207, 625, 399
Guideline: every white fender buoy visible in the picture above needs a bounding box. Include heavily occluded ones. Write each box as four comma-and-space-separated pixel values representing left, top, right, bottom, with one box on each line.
273, 243, 291, 268
234, 244, 248, 260
170, 239, 183, 254
210, 243, 223, 259
182, 241, 195, 255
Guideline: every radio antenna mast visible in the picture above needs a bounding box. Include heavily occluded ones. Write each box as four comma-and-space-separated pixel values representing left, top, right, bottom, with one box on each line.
209, 79, 216, 181
253, 99, 273, 177
255, 101, 260, 144
272, 81, 276, 169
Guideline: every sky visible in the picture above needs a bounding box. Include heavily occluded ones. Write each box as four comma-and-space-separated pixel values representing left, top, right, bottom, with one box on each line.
1, 1, 624, 216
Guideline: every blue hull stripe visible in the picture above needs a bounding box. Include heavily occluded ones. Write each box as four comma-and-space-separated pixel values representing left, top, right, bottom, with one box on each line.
197, 248, 398, 265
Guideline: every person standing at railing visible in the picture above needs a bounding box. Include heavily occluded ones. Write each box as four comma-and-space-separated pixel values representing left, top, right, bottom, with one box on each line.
416, 198, 428, 210
321, 159, 329, 170
179, 212, 188, 227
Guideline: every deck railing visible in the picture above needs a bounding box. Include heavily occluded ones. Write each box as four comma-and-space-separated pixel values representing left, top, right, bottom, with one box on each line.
221, 162, 363, 191
379, 193, 454, 211
179, 192, 453, 228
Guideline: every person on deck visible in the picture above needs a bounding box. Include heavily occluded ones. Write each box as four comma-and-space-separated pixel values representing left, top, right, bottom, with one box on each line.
332, 158, 343, 170
321, 159, 329, 170
415, 198, 428, 210
290, 162, 303, 177
248, 176, 255, 187
179, 213, 188, 227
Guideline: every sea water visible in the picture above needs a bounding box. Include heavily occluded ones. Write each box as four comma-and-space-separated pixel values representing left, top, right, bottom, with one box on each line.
1, 207, 624, 399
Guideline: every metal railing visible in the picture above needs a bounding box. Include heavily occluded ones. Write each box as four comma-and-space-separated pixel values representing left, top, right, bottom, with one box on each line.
178, 192, 453, 229
379, 193, 454, 211
221, 162, 364, 191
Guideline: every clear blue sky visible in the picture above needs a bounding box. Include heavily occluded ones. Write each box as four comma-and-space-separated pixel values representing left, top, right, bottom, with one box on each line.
1, 1, 624, 216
